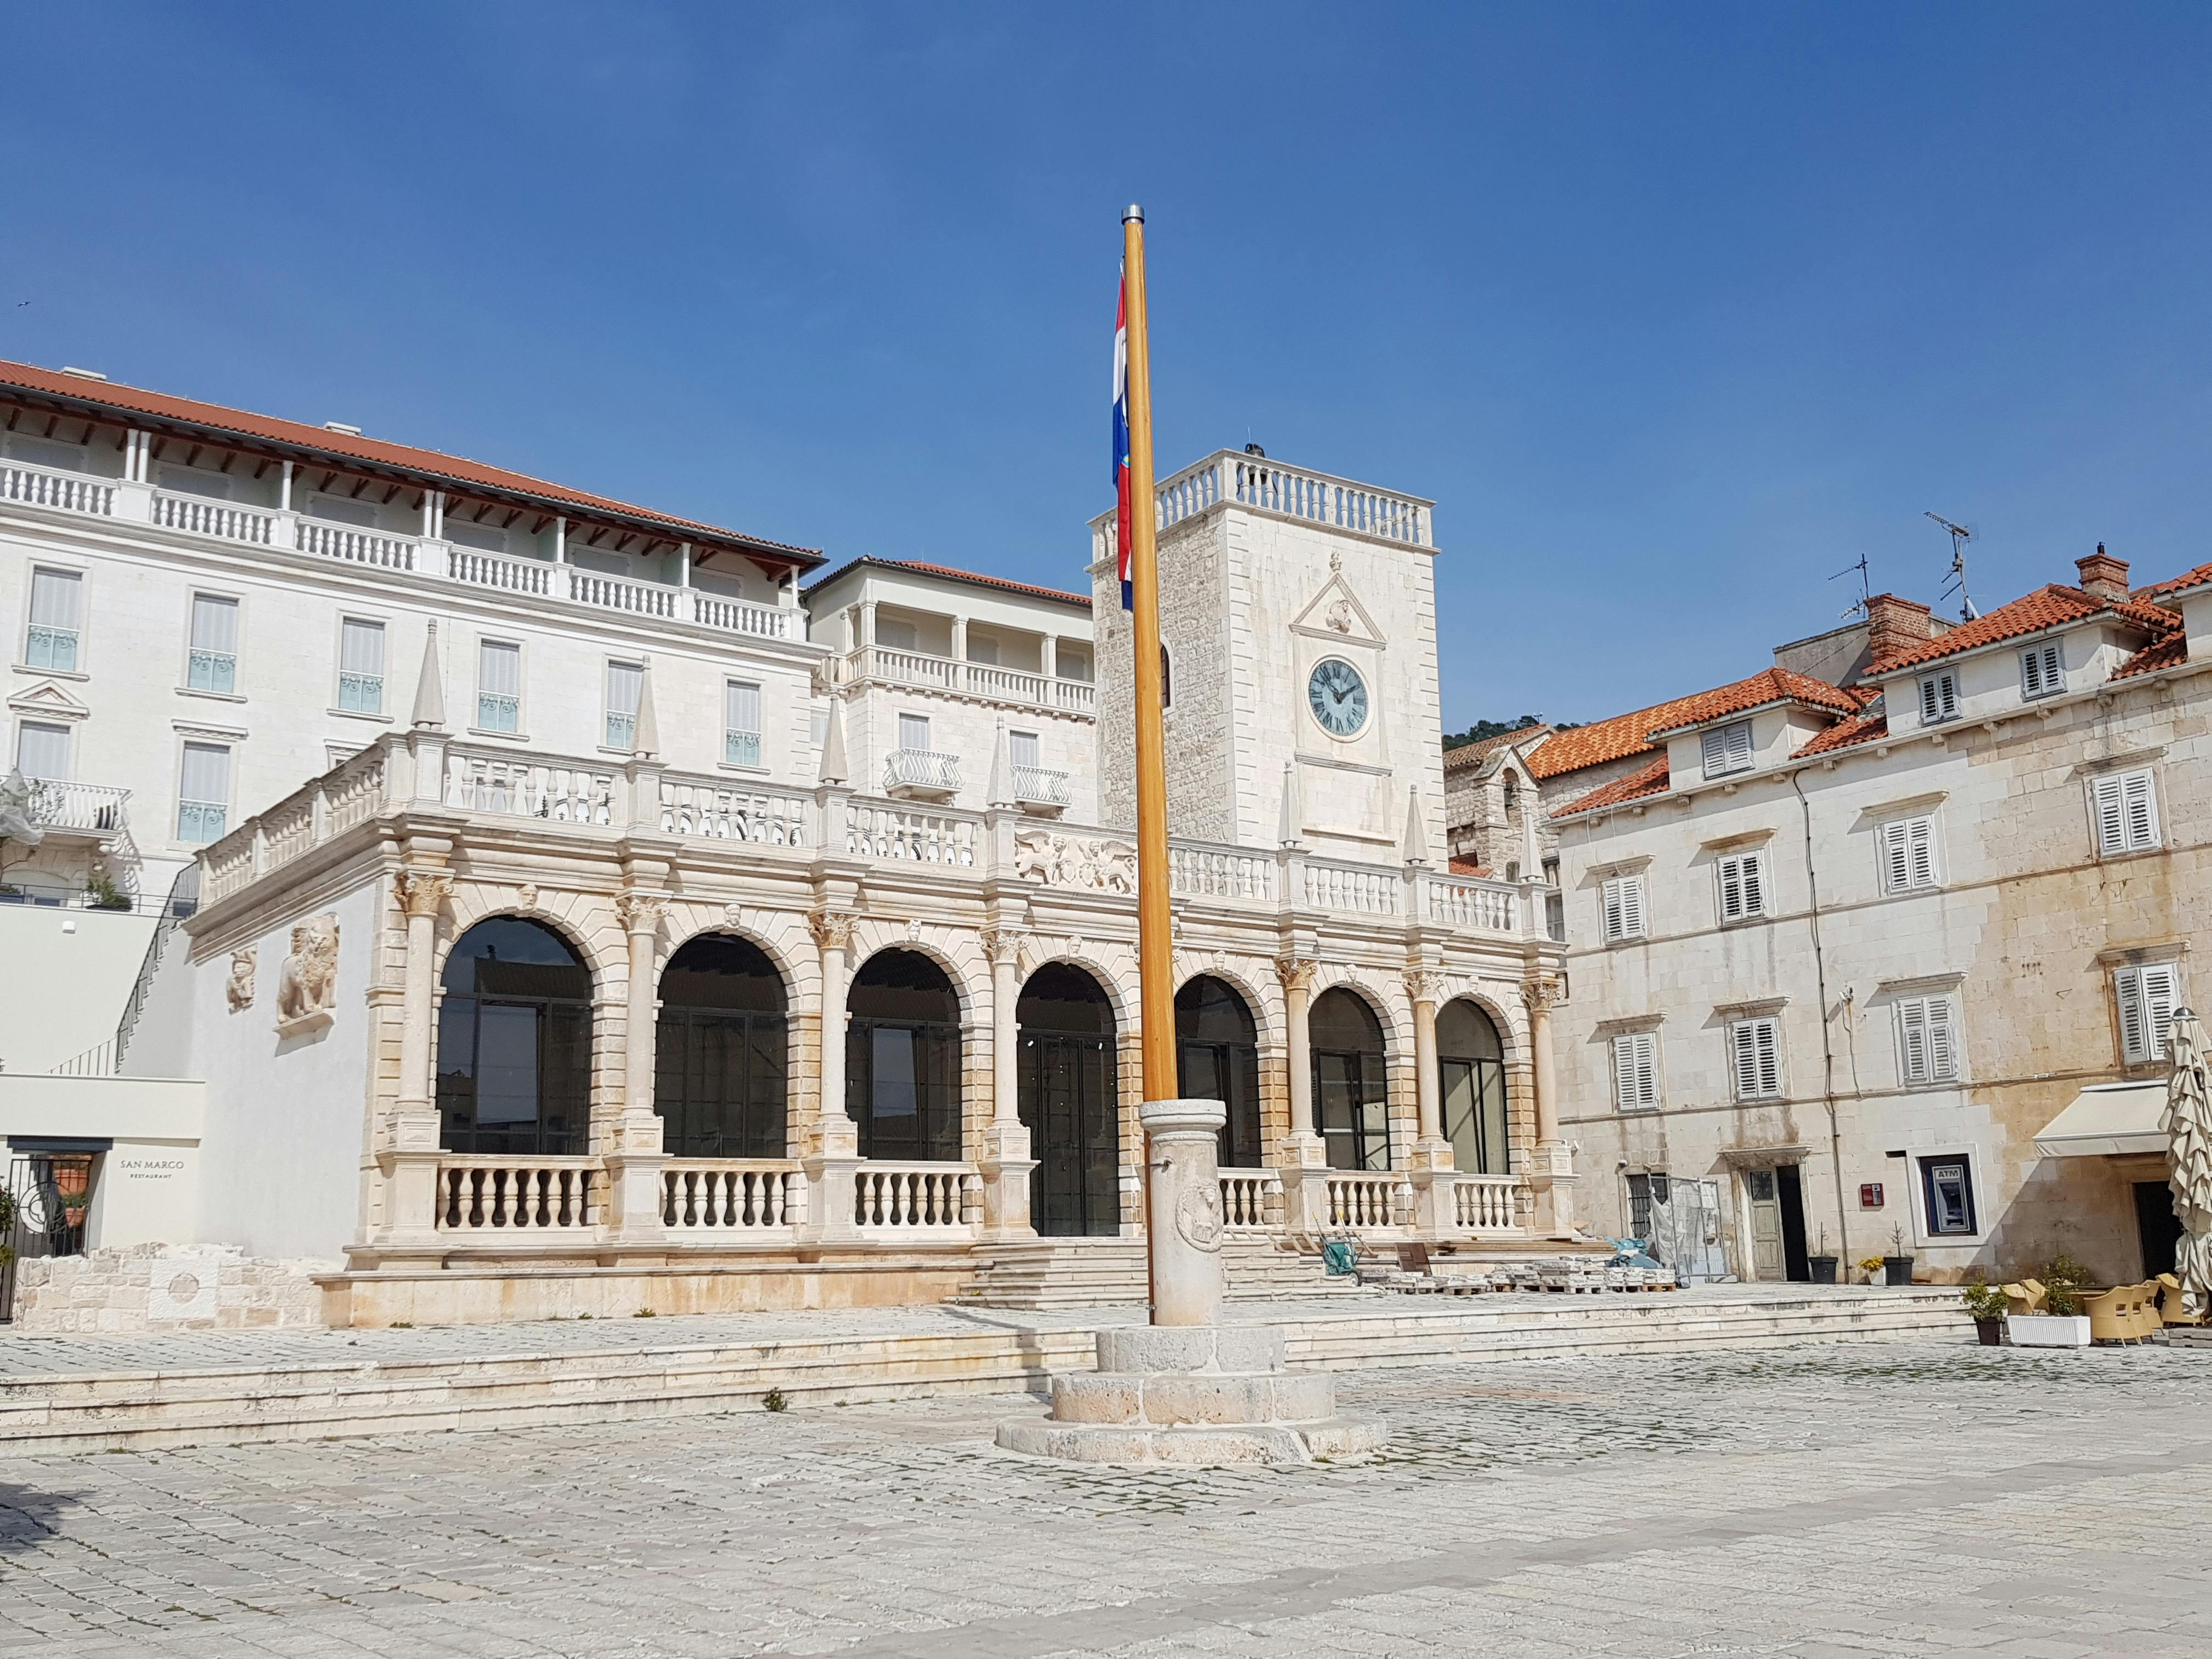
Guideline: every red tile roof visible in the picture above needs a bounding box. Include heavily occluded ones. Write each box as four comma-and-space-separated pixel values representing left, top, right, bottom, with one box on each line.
1527, 668, 1857, 780
1797, 705, 1889, 755
804, 556, 1093, 610
1443, 724, 1549, 771
1554, 755, 1671, 818
2113, 634, 2187, 681
1447, 856, 1493, 877
2132, 561, 2212, 601
0, 357, 819, 564
1870, 584, 2177, 673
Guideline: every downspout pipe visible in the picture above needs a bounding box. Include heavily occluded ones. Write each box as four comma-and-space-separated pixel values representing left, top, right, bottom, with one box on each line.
1789, 768, 1850, 1271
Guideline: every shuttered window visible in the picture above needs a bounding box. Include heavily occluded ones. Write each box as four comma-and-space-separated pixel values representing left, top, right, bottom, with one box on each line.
2090, 768, 2159, 856
187, 593, 239, 694
605, 661, 644, 750
1702, 719, 1754, 777
1600, 873, 1646, 943
724, 679, 763, 768
26, 567, 81, 671
2115, 962, 2181, 1064
1878, 815, 1939, 894
1729, 1017, 1782, 1101
1918, 671, 1959, 725
1612, 1032, 1660, 1111
476, 641, 521, 732
338, 618, 385, 713
2020, 644, 2063, 699
15, 720, 69, 780
1716, 851, 1765, 922
898, 712, 932, 751
1895, 995, 1959, 1085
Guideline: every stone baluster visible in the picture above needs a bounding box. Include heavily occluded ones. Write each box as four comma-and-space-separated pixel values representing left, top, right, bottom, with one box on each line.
977, 927, 1037, 1238
603, 890, 670, 1249
1522, 974, 1579, 1237
803, 909, 864, 1243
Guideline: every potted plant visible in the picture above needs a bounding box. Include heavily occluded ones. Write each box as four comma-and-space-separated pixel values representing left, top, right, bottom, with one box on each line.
83, 872, 132, 912
1884, 1223, 1916, 1286
2008, 1252, 2092, 1348
1808, 1226, 1838, 1284
1857, 1254, 1887, 1287
1961, 1275, 2007, 1345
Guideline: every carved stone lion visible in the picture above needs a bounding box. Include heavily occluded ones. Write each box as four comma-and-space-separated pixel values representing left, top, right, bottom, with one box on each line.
276, 913, 340, 1025
1014, 831, 1138, 895
225, 949, 256, 1012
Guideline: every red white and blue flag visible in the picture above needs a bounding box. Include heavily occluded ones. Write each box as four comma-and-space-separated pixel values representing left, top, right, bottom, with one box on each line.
1110, 266, 1133, 611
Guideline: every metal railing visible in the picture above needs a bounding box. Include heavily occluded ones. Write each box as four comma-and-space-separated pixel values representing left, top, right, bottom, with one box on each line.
884, 748, 961, 794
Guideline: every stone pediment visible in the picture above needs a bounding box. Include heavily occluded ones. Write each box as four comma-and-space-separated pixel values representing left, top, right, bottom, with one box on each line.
6, 679, 91, 721
1290, 573, 1385, 648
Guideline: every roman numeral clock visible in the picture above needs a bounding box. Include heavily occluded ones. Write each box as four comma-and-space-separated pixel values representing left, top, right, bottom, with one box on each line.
1306, 657, 1370, 738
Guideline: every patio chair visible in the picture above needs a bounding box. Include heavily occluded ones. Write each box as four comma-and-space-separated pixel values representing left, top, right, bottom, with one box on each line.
2085, 1282, 2154, 1345
2001, 1278, 2047, 1317
2155, 1273, 2205, 1327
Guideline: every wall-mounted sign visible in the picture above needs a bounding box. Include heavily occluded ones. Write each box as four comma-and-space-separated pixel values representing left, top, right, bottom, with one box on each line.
1860, 1182, 1885, 1209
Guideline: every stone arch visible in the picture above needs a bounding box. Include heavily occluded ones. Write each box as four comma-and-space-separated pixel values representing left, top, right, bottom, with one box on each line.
1309, 980, 1393, 1172
655, 930, 791, 1158
1436, 995, 1513, 1177
847, 945, 965, 1162
1174, 973, 1266, 1171
432, 887, 622, 1004
1016, 961, 1121, 1237
848, 922, 984, 1024
663, 909, 815, 1005
433, 913, 596, 1158
1026, 944, 1139, 1032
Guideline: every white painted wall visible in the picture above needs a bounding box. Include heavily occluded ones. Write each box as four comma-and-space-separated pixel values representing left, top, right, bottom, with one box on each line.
0, 1072, 204, 1249
0, 904, 156, 1073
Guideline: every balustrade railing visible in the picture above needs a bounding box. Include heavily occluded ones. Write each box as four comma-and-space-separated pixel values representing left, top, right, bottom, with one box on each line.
447, 751, 616, 825
1303, 859, 1401, 917
3, 460, 114, 517
659, 777, 809, 847
1093, 450, 1436, 557
1219, 1170, 1279, 1231
435, 1158, 600, 1232
662, 1161, 806, 1233
1169, 842, 1276, 904
1324, 1172, 1401, 1231
847, 801, 981, 864
1422, 872, 1522, 934
569, 566, 681, 619
24, 780, 131, 837
1452, 1175, 1521, 1235
842, 647, 1099, 716
449, 546, 556, 596
152, 492, 274, 545
298, 518, 415, 570
854, 1163, 979, 1231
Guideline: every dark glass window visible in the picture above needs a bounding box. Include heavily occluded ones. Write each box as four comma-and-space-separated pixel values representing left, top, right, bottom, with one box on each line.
655, 933, 788, 1158
1019, 963, 1120, 1236
437, 917, 593, 1155
1311, 988, 1390, 1171
1437, 998, 1510, 1176
848, 950, 962, 1160
1921, 1156, 1978, 1235
1176, 975, 1263, 1170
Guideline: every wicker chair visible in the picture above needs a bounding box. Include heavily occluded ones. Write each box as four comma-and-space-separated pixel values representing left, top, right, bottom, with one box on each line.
2001, 1278, 2047, 1317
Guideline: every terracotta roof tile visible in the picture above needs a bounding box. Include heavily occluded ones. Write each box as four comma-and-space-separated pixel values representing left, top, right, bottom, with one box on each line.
1871, 584, 2176, 673
1553, 754, 1671, 819
1797, 706, 1889, 755
2113, 634, 2187, 680
0, 357, 819, 563
2132, 561, 2212, 600
1443, 724, 1549, 771
1527, 668, 1855, 780
802, 555, 1093, 610
1447, 856, 1493, 877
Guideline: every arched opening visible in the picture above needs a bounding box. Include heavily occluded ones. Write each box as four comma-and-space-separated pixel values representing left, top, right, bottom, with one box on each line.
848, 949, 962, 1160
1176, 975, 1263, 1170
1017, 963, 1119, 1236
1310, 987, 1389, 1171
437, 917, 593, 1155
656, 934, 788, 1157
1438, 999, 1510, 1176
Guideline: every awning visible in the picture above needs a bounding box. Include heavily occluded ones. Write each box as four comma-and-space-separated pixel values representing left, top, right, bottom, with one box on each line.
2032, 1082, 2169, 1158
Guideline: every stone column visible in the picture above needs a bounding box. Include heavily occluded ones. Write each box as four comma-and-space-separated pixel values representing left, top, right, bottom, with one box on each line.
602, 891, 670, 1250
1403, 968, 1458, 1237
379, 868, 452, 1247
1273, 956, 1330, 1235
803, 908, 862, 1243
1522, 974, 1579, 1236
977, 927, 1037, 1238
1142, 1098, 1227, 1327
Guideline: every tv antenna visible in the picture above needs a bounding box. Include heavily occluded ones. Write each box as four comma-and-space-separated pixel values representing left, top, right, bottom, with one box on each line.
1926, 512, 1978, 620
1829, 551, 1871, 618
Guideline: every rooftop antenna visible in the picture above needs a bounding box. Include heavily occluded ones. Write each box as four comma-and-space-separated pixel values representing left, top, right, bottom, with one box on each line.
1829, 551, 1871, 619
1926, 512, 1978, 620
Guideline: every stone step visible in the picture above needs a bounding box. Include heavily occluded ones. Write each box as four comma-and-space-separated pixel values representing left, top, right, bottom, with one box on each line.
957, 1239, 1348, 1308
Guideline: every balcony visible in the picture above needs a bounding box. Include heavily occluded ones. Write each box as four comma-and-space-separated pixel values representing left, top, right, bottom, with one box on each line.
839, 645, 1097, 716
884, 748, 961, 802
20, 780, 131, 843
1091, 449, 1436, 560
1011, 764, 1071, 812
0, 460, 801, 646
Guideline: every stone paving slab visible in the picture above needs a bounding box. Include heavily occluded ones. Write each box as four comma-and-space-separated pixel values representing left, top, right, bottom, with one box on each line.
2, 1340, 2207, 1656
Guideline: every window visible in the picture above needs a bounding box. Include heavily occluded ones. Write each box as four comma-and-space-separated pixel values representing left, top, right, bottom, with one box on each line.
1009, 730, 1041, 772
476, 640, 521, 732
2090, 768, 2159, 856
898, 712, 932, 752
1895, 995, 1959, 1085
1920, 1156, 1978, 1236
25, 567, 81, 671
1612, 1031, 1660, 1111
1600, 873, 1646, 943
176, 741, 230, 843
604, 661, 644, 750
1716, 850, 1766, 922
14, 720, 69, 780
875, 617, 918, 652
186, 593, 239, 694
1918, 671, 1959, 725
2021, 643, 2063, 699
966, 632, 1000, 665
338, 618, 385, 713
1702, 719, 1753, 777
1624, 1172, 1671, 1242
2115, 962, 2181, 1064
724, 680, 763, 768
1729, 1017, 1782, 1101
1878, 814, 1939, 894
1056, 646, 1092, 684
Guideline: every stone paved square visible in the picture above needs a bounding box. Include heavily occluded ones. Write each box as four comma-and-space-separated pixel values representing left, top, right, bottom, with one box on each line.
3, 1339, 2210, 1655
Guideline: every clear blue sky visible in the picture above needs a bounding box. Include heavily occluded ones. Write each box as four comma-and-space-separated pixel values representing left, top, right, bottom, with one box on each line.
5, 3, 2209, 729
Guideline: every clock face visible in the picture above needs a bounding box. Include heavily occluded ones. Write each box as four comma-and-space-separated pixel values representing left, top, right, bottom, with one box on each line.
1307, 657, 1370, 738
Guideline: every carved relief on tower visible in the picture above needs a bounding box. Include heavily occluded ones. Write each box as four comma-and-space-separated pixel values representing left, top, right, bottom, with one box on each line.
275, 913, 341, 1037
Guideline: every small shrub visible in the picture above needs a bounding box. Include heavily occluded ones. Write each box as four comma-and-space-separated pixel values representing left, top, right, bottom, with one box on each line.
2042, 1252, 2088, 1318
390, 1321, 413, 1329
763, 1387, 788, 1413
1960, 1275, 2008, 1321
83, 872, 131, 912
634, 1308, 656, 1318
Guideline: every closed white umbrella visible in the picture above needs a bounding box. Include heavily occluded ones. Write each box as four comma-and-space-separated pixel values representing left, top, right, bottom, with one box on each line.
2163, 1006, 2212, 1321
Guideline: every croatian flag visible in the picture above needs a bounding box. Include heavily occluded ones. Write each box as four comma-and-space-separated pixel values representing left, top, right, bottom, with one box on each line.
1110, 268, 1133, 611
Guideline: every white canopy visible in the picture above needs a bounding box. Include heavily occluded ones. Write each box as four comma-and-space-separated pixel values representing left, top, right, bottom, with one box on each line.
2033, 1081, 2170, 1158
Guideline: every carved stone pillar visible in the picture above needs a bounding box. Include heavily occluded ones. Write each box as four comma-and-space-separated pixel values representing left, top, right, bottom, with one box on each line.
1402, 968, 1457, 1237
977, 927, 1036, 1238
602, 890, 670, 1250
1522, 974, 1579, 1236
1273, 956, 1329, 1234
803, 908, 862, 1243
380, 868, 452, 1246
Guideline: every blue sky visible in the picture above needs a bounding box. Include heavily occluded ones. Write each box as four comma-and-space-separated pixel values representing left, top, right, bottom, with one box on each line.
5, 3, 2209, 729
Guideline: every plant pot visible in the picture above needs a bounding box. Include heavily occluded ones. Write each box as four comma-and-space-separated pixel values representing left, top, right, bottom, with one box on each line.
1884, 1256, 1915, 1286
1974, 1317, 2004, 1346
2007, 1314, 2091, 1348
1808, 1255, 1839, 1284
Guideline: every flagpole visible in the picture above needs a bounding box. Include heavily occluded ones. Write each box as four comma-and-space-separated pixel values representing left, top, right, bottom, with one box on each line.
1122, 206, 1176, 1321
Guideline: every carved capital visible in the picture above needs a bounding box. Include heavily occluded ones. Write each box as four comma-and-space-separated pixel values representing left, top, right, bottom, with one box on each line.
1402, 968, 1447, 1007
394, 871, 453, 921
979, 927, 1025, 966
1274, 956, 1318, 994
1522, 974, 1565, 1016
615, 890, 668, 936
808, 908, 857, 953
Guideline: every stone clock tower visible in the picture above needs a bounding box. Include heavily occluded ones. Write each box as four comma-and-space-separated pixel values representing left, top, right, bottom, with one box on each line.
1091, 449, 1447, 865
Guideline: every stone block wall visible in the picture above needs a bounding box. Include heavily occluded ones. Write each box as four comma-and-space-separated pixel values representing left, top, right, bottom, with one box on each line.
13, 1243, 328, 1334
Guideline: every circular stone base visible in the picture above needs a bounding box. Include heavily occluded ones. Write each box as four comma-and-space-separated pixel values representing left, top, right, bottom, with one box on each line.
995, 1415, 1383, 1466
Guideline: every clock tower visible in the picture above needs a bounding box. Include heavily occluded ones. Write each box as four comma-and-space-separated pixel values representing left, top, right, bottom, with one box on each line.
1091, 449, 1447, 865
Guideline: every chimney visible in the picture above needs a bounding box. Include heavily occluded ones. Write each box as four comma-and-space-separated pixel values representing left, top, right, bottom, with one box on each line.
2076, 543, 2129, 602
1863, 592, 1939, 670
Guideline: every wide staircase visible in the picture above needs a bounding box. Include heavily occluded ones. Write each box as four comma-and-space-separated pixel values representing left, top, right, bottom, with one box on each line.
956, 1237, 1362, 1310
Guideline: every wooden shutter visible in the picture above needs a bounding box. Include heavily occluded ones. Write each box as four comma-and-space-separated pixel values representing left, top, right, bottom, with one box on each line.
1881, 817, 1936, 892
1612, 1032, 1657, 1110
2121, 770, 2158, 851
1702, 721, 1753, 776
1717, 857, 1743, 922
1604, 875, 1644, 942
1740, 853, 1763, 916
1926, 997, 1956, 1080
1730, 1018, 1780, 1099
1898, 998, 1930, 1084
2022, 644, 2061, 698
2118, 964, 2180, 1063
1918, 674, 1957, 724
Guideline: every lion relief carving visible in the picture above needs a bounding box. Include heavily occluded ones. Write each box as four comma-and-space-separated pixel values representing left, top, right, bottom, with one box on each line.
275, 913, 341, 1033
1013, 831, 1137, 894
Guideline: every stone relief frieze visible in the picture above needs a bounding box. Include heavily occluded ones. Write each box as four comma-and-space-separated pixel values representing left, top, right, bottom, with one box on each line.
1014, 830, 1137, 894
275, 913, 340, 1036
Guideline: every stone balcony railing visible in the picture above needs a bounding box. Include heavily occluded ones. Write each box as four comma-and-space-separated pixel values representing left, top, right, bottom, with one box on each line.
196, 731, 1538, 943
1, 459, 800, 644
837, 644, 1098, 716
22, 779, 131, 841
1090, 449, 1436, 561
